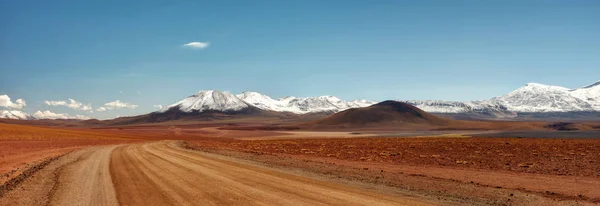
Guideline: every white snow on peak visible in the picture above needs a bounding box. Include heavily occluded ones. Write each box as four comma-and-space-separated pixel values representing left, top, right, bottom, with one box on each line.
235, 91, 291, 112
401, 100, 516, 118
165, 90, 250, 112
405, 81, 600, 114
0, 110, 33, 120
165, 90, 376, 114
522, 83, 569, 91
493, 83, 593, 112
236, 92, 376, 114
165, 80, 599, 115
571, 81, 600, 110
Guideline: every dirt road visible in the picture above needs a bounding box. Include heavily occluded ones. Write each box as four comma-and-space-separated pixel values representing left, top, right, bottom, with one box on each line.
50, 145, 119, 205
2, 141, 439, 206
111, 141, 434, 205
0, 146, 119, 206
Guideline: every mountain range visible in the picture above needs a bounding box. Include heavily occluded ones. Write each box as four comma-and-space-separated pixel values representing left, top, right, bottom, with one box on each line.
160, 90, 375, 115
2, 81, 599, 121
403, 81, 600, 120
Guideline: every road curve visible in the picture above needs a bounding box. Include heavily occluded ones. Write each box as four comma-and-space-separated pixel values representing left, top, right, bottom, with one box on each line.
0, 146, 120, 206
51, 145, 119, 206
111, 141, 433, 206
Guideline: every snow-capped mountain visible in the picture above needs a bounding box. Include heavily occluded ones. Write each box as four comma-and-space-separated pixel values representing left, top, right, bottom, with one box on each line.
164, 90, 251, 113
235, 91, 290, 112
237, 92, 375, 114
285, 96, 375, 114
236, 92, 375, 114
403, 81, 600, 117
570, 81, 600, 110
402, 100, 516, 117
164, 90, 376, 114
166, 81, 598, 117
492, 83, 594, 112
0, 110, 33, 120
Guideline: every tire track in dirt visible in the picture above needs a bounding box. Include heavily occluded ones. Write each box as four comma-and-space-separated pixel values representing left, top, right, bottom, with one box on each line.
48, 145, 119, 206
111, 141, 435, 206
0, 145, 119, 206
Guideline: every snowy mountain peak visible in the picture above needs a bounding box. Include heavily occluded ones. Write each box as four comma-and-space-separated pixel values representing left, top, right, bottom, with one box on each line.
166, 90, 250, 112
570, 81, 600, 110
236, 91, 274, 101
405, 81, 600, 114
278, 96, 297, 102
525, 82, 548, 87
520, 83, 569, 91
495, 83, 590, 112
317, 95, 342, 102
165, 90, 375, 114
160, 80, 599, 117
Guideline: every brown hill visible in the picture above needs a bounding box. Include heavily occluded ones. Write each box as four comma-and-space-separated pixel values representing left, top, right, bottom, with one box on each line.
305, 101, 451, 129
93, 105, 298, 126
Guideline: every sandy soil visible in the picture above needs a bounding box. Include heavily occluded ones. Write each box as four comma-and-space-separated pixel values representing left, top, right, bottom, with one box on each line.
50, 145, 119, 205
0, 146, 118, 206
2, 122, 599, 205
237, 131, 376, 140
0, 123, 138, 188
186, 137, 600, 203
110, 141, 440, 205
187, 137, 600, 177
1, 141, 452, 205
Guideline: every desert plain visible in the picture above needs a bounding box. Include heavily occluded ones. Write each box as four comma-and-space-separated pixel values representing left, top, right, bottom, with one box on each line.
1, 118, 599, 206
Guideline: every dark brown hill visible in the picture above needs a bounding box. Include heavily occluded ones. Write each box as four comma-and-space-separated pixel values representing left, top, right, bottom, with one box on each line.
305, 101, 451, 129
92, 105, 299, 126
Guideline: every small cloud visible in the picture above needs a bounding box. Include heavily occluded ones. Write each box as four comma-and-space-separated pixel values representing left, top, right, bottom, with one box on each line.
33, 110, 90, 120
44, 98, 92, 111
44, 100, 67, 106
73, 114, 90, 120
0, 94, 26, 109
96, 100, 138, 112
153, 104, 163, 109
104, 100, 137, 109
182, 41, 210, 49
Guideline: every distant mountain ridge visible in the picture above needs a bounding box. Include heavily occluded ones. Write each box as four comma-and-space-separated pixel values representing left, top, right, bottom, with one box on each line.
2, 81, 599, 121
162, 90, 376, 115
403, 81, 600, 119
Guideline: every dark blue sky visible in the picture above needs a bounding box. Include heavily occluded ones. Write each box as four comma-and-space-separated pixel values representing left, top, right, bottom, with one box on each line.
1, 0, 599, 119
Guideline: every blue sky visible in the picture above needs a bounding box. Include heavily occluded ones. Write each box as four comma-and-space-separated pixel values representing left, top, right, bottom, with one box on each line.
1, 0, 599, 119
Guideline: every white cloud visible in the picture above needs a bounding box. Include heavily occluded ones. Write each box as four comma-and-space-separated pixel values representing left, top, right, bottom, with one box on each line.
105, 100, 137, 109
153, 105, 163, 109
0, 95, 26, 109
182, 41, 209, 49
96, 100, 138, 112
33, 110, 90, 120
44, 98, 92, 111
73, 114, 91, 120
45, 100, 67, 106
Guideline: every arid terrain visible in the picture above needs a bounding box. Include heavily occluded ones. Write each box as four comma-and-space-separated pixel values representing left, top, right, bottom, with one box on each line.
1, 121, 599, 205
4, 0, 599, 204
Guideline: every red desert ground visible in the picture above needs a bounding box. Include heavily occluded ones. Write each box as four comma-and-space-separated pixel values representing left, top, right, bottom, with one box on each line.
1, 98, 600, 205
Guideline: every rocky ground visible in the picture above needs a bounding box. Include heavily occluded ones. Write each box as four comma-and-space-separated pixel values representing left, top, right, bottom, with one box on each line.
186, 137, 600, 204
